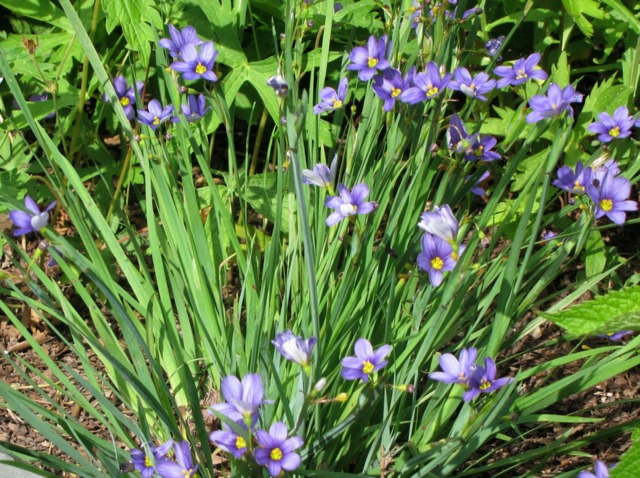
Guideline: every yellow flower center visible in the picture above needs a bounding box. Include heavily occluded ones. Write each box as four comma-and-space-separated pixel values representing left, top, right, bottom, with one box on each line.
516, 69, 527, 79
144, 456, 153, 468
270, 447, 283, 461
120, 97, 130, 106
475, 146, 484, 157
427, 86, 439, 97
479, 379, 491, 390
600, 199, 613, 212
609, 126, 620, 138
368, 57, 378, 68
551, 104, 558, 111
152, 116, 160, 125
430, 256, 444, 270
195, 63, 207, 75
332, 99, 343, 109
235, 436, 246, 449
391, 87, 401, 98
362, 360, 375, 374
574, 181, 585, 192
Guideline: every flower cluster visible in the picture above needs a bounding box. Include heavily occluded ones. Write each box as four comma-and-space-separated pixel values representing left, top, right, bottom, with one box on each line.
416, 205, 466, 286
103, 25, 215, 131
429, 347, 513, 401
209, 373, 303, 477
553, 159, 637, 225
526, 83, 583, 124
129, 439, 198, 478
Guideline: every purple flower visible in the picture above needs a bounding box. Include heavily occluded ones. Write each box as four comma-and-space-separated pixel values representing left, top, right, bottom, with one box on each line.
9, 196, 57, 236
578, 460, 612, 478
416, 233, 457, 287
417, 205, 458, 245
447, 67, 496, 101
408, 1, 423, 28
13, 93, 56, 119
587, 106, 635, 142
159, 25, 203, 59
541, 230, 558, 241
341, 338, 392, 382
155, 440, 198, 478
313, 77, 348, 114
325, 183, 377, 226
173, 94, 210, 123
130, 439, 173, 478
102, 76, 144, 120
272, 330, 316, 368
587, 173, 637, 225
526, 83, 583, 124
429, 348, 477, 386
209, 424, 250, 459
494, 53, 548, 88
347, 35, 390, 81
267, 75, 289, 97
372, 67, 414, 111
170, 41, 218, 81
598, 331, 633, 341
254, 422, 303, 477
303, 156, 337, 191
467, 170, 490, 196
591, 158, 620, 185
209, 373, 272, 427
552, 162, 591, 194
467, 136, 501, 162
446, 113, 476, 154
463, 357, 512, 401
485, 36, 505, 59
399, 62, 451, 103
138, 99, 174, 130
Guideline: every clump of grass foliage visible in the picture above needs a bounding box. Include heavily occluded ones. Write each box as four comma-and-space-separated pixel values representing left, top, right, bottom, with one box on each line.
2, 0, 640, 477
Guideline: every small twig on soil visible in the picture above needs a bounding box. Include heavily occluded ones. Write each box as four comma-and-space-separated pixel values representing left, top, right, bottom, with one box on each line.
5, 331, 50, 353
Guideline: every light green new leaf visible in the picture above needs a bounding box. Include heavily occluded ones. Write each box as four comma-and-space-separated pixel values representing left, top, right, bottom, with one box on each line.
102, 0, 155, 66
540, 286, 640, 336
562, 0, 605, 38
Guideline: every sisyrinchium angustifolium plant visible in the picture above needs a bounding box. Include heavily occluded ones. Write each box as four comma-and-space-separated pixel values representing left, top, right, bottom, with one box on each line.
1, 0, 640, 476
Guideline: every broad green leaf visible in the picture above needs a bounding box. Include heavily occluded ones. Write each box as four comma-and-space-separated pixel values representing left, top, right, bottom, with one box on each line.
562, 0, 605, 37
610, 426, 640, 478
102, 0, 156, 66
540, 286, 640, 336
602, 0, 640, 34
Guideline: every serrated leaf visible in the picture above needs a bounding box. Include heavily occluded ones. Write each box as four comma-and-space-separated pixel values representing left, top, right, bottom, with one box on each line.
102, 0, 154, 65
540, 286, 640, 336
610, 426, 640, 478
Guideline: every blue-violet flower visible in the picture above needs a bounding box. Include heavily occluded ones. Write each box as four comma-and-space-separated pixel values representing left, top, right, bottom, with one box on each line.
347, 35, 390, 81
313, 77, 348, 114
272, 330, 317, 369
494, 53, 548, 88
9, 196, 57, 236
170, 41, 218, 81
463, 357, 512, 401
429, 348, 477, 386
448, 67, 496, 101
526, 83, 583, 124
325, 183, 377, 226
254, 422, 304, 477
588, 106, 635, 142
416, 233, 457, 287
399, 62, 451, 103
341, 338, 392, 382
159, 25, 203, 59
138, 99, 174, 130
103, 76, 144, 120
587, 173, 637, 225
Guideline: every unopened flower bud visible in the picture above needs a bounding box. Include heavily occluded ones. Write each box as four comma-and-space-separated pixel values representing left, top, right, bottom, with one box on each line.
335, 392, 348, 402
313, 377, 328, 393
